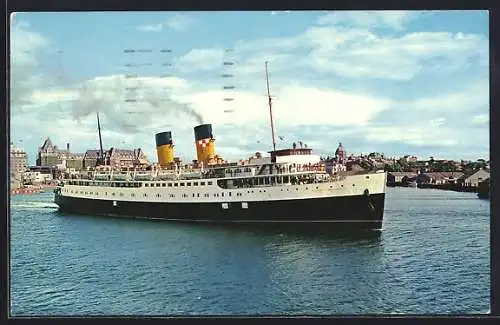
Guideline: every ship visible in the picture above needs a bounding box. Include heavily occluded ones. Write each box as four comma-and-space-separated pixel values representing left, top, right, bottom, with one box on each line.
54, 62, 387, 230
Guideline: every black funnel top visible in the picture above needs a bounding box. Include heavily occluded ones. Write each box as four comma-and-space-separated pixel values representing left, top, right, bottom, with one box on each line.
155, 131, 173, 146
194, 124, 213, 141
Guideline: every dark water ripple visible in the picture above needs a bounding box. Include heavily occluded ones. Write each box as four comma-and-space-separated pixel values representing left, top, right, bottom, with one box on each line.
10, 188, 489, 315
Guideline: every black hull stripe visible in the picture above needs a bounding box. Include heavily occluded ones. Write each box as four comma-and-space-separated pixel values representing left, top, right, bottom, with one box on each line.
54, 193, 385, 229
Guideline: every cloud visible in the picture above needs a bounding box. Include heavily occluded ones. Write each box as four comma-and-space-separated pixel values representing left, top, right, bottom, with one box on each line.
409, 80, 488, 113
472, 114, 488, 125
316, 10, 427, 31
175, 48, 226, 71
176, 19, 487, 82
136, 14, 195, 33
136, 23, 163, 32
10, 20, 53, 109
302, 28, 487, 80
165, 14, 195, 31
10, 11, 489, 163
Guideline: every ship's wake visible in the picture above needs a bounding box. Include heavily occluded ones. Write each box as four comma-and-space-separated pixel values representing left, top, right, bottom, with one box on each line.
10, 202, 59, 210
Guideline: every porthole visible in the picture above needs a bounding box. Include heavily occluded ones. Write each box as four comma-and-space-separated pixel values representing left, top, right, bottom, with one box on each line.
143, 193, 147, 197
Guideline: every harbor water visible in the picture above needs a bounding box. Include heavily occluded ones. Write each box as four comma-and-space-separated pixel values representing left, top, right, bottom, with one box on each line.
9, 187, 490, 315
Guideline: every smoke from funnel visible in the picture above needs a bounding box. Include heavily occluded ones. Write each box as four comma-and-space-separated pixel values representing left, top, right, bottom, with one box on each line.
69, 75, 204, 131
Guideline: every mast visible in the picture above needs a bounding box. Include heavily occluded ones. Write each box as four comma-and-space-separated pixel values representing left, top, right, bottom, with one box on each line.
96, 112, 105, 166
265, 61, 277, 152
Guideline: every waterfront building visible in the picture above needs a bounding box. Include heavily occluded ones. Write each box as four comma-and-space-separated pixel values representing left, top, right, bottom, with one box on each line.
82, 148, 149, 169
461, 169, 490, 187
37, 138, 86, 169
10, 144, 28, 189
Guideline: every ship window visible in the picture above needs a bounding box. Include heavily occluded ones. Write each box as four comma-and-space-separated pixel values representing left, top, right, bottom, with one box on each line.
183, 194, 188, 198
170, 194, 175, 198
162, 183, 166, 187
174, 183, 178, 187
330, 186, 333, 189
352, 184, 355, 186
341, 185, 344, 187
205, 194, 209, 197
201, 182, 205, 186
265, 178, 270, 185
192, 193, 195, 197
105, 192, 108, 195
156, 183, 161, 187
187, 182, 191, 186
194, 182, 198, 186
229, 192, 232, 196
96, 192, 99, 195
180, 183, 185, 186
120, 193, 124, 197
208, 181, 213, 185
316, 186, 319, 189
156, 194, 161, 198
222, 192, 224, 197
144, 193, 147, 197
145, 183, 149, 187
112, 193, 116, 196
131, 193, 135, 197
365, 176, 370, 179
168, 183, 172, 187
197, 193, 200, 197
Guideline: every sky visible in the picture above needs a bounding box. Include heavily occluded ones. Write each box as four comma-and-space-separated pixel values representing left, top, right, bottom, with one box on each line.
10, 10, 489, 165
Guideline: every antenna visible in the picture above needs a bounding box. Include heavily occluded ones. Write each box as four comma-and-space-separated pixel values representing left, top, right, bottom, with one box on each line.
97, 112, 105, 166
265, 61, 277, 152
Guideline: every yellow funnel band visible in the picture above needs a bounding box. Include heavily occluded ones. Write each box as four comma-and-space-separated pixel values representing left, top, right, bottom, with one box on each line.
157, 144, 174, 166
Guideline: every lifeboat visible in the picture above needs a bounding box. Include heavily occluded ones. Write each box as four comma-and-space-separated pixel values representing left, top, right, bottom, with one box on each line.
133, 172, 153, 181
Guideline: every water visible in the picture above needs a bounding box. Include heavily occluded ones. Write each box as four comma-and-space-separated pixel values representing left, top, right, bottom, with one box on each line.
9, 188, 490, 316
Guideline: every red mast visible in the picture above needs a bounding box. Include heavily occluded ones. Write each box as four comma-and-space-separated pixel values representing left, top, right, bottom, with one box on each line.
265, 61, 277, 152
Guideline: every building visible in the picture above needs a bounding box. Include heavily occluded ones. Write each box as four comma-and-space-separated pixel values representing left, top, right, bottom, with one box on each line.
107, 148, 149, 167
461, 169, 490, 187
386, 172, 418, 186
83, 148, 149, 169
66, 154, 85, 170
23, 170, 53, 184
416, 172, 465, 185
10, 144, 28, 189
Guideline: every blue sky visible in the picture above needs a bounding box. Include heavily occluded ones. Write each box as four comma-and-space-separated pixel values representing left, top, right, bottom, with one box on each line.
10, 11, 489, 165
